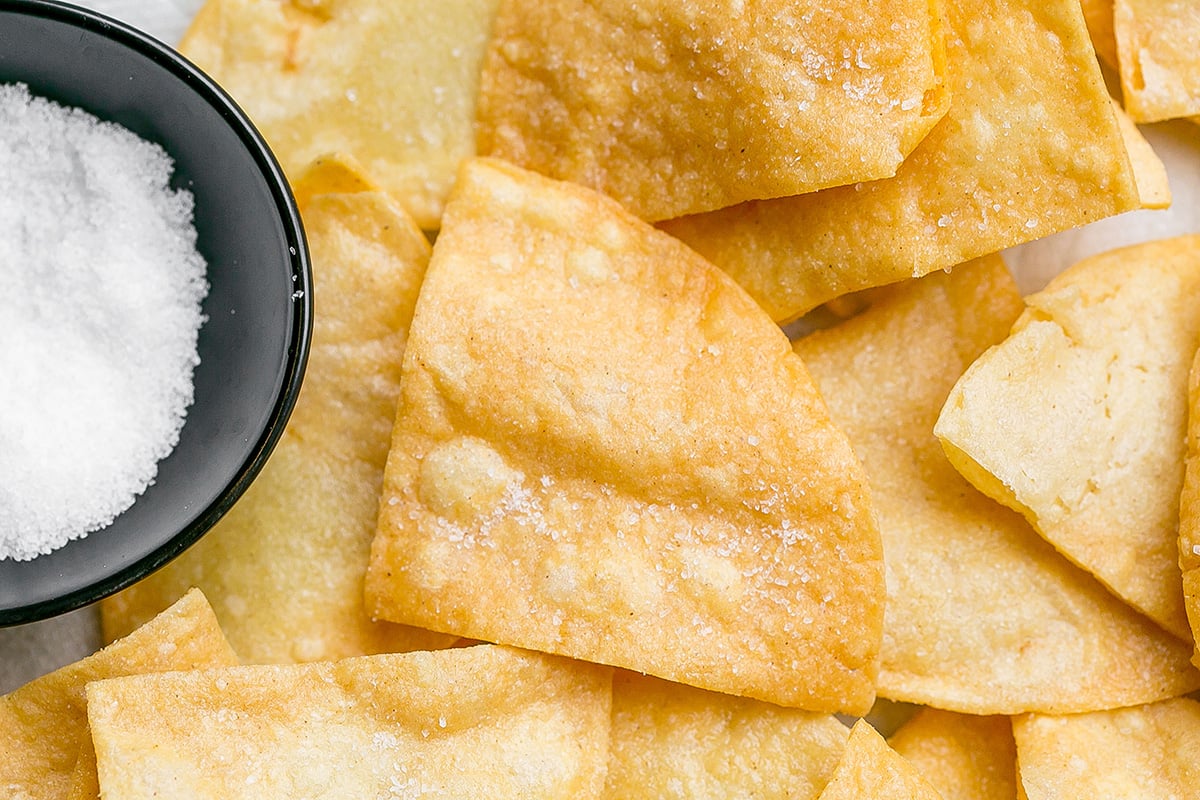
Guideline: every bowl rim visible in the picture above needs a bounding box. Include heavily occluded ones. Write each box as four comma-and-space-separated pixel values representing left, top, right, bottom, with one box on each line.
0, 0, 313, 625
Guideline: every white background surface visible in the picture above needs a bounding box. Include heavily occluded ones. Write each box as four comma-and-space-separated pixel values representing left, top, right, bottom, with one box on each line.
2, 0, 1199, 693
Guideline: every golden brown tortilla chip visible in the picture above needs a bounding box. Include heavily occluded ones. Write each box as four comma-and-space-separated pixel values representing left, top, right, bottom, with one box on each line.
1082, 0, 1119, 67
663, 0, 1139, 322
87, 645, 611, 799
1115, 0, 1200, 121
935, 236, 1200, 640
366, 157, 884, 713
1112, 99, 1172, 208
178, 0, 500, 228
888, 708, 1017, 800
603, 670, 849, 800
795, 256, 1200, 713
102, 156, 455, 662
1013, 697, 1200, 799
1177, 347, 1200, 665
818, 721, 944, 800
477, 0, 949, 222
0, 590, 235, 800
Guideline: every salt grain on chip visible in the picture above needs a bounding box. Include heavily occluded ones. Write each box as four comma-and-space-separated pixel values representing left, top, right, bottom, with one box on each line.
366, 157, 885, 714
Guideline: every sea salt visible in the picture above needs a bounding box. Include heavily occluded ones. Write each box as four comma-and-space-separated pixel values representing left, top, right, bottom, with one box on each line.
0, 83, 207, 560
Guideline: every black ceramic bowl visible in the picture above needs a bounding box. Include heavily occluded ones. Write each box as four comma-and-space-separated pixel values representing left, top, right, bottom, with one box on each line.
0, 0, 312, 624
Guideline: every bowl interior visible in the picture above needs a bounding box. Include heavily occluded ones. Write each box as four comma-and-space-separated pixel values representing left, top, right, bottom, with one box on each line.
0, 1, 310, 624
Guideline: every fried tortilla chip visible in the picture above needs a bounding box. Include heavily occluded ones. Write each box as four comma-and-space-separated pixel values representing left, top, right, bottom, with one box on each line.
0, 589, 235, 800
477, 0, 949, 222
795, 256, 1200, 713
102, 156, 455, 662
935, 236, 1200, 640
888, 708, 1017, 800
1013, 697, 1200, 799
663, 0, 1139, 322
1177, 347, 1200, 664
1113, 99, 1172, 208
1082, 0, 1119, 67
178, 0, 500, 229
603, 670, 849, 800
87, 645, 611, 799
818, 721, 944, 800
1115, 0, 1200, 121
366, 157, 884, 713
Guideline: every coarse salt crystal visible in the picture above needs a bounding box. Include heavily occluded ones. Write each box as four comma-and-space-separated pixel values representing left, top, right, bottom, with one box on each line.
0, 83, 207, 560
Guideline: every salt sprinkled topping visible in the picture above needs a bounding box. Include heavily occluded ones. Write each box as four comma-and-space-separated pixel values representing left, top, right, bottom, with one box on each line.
0, 83, 208, 560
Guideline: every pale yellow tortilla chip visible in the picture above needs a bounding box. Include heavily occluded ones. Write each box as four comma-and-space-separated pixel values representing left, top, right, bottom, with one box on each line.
366, 157, 884, 713
888, 708, 1017, 800
1112, 98, 1172, 208
87, 645, 611, 799
1013, 697, 1200, 799
0, 589, 236, 800
603, 670, 849, 800
663, 0, 1139, 323
1177, 347, 1200, 665
477, 0, 949, 222
818, 720, 944, 800
178, 0, 499, 229
1116, 0, 1200, 121
102, 156, 455, 663
795, 256, 1200, 712
935, 236, 1200, 640
1082, 0, 1119, 67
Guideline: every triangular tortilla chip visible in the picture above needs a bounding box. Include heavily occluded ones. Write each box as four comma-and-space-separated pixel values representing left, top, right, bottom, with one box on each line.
1177, 347, 1200, 664
888, 708, 1018, 800
1115, 0, 1200, 121
178, 0, 500, 229
1112, 99, 1172, 209
87, 645, 611, 799
102, 156, 455, 662
0, 589, 236, 800
1013, 697, 1200, 799
366, 157, 884, 713
795, 256, 1200, 712
818, 721, 944, 800
476, 0, 949, 222
604, 670, 849, 800
1082, 0, 1119, 67
663, 0, 1139, 322
935, 236, 1200, 640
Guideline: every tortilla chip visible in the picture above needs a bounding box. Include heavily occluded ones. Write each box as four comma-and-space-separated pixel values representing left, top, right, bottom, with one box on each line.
477, 0, 949, 222
1177, 347, 1200, 664
1115, 0, 1200, 121
662, 0, 1139, 323
888, 708, 1017, 800
1112, 99, 1172, 208
178, 0, 500, 229
795, 256, 1200, 712
87, 645, 611, 799
102, 156, 455, 662
1013, 697, 1200, 799
935, 236, 1200, 640
1082, 0, 1119, 67
818, 720, 944, 800
0, 590, 235, 800
603, 670, 849, 800
366, 157, 884, 713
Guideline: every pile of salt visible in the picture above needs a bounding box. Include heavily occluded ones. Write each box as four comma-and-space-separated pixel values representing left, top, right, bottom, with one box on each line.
0, 83, 208, 560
